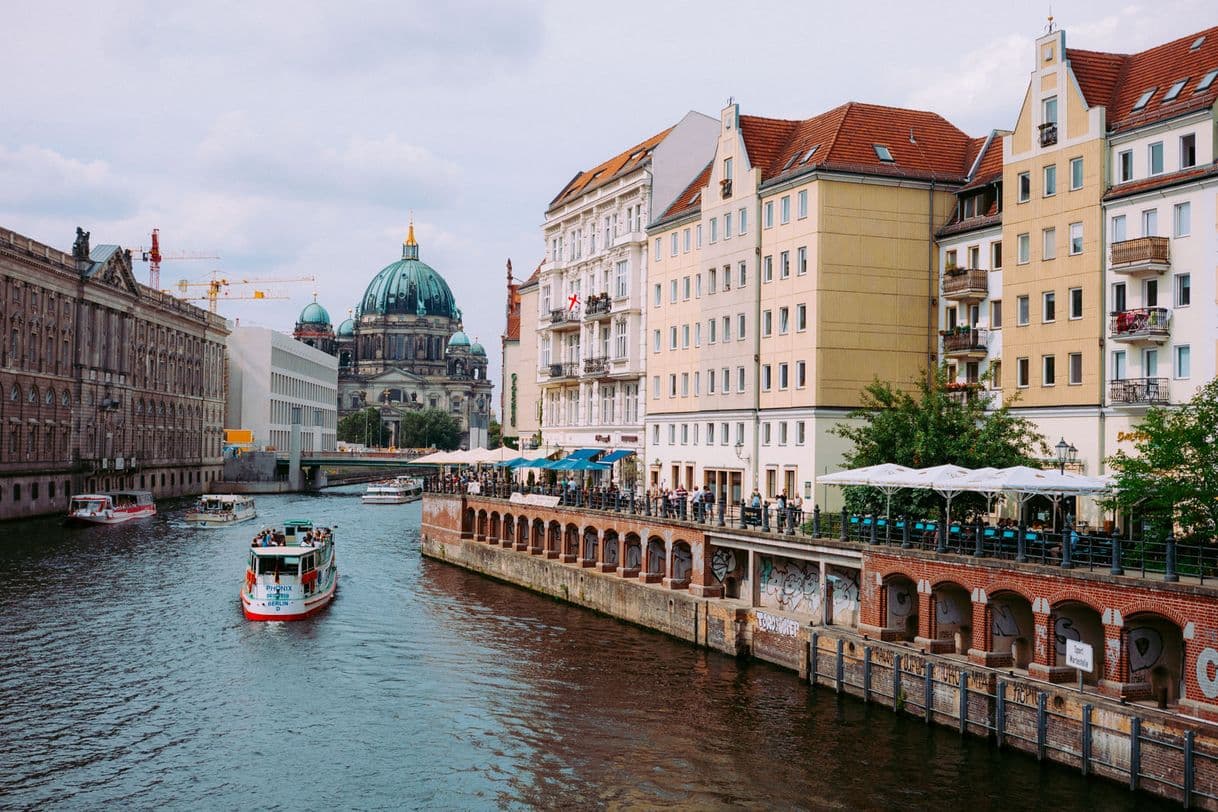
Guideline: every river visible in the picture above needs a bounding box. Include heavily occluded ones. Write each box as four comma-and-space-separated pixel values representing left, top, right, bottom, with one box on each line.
0, 488, 1165, 809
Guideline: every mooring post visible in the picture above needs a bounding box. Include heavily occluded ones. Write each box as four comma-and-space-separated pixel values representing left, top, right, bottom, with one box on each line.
863, 647, 872, 703
1110, 528, 1124, 575
1081, 704, 1092, 776
869, 514, 878, 545
1165, 530, 1179, 582
924, 665, 933, 724
812, 505, 821, 538
1016, 520, 1028, 563
893, 654, 902, 711
840, 508, 848, 542
959, 671, 969, 735
718, 493, 726, 527
902, 514, 911, 548
762, 502, 770, 532
835, 638, 844, 693
973, 519, 984, 557
1184, 729, 1195, 807
996, 681, 1006, 748
1036, 692, 1047, 761
1129, 717, 1141, 791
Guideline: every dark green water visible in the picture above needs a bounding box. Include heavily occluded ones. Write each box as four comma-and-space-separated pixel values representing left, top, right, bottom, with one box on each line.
0, 488, 1165, 809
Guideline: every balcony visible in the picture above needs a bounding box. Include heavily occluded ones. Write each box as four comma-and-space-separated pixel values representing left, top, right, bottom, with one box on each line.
546, 362, 578, 380
584, 293, 612, 320
941, 268, 988, 302
944, 382, 985, 405
1038, 122, 1058, 147
941, 328, 987, 359
583, 356, 609, 375
1110, 307, 1171, 344
1110, 237, 1170, 277
1110, 377, 1168, 407
549, 308, 580, 330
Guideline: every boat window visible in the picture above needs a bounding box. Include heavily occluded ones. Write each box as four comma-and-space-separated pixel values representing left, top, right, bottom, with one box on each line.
256, 556, 300, 576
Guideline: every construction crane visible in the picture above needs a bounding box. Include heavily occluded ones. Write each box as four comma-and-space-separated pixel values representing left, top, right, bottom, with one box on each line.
131, 229, 219, 289
175, 272, 317, 313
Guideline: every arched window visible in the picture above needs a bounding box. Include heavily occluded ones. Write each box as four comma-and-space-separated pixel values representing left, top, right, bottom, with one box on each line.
27, 386, 37, 404
9, 385, 18, 402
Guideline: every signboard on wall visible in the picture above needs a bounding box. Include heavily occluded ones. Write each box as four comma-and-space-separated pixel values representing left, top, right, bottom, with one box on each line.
1066, 639, 1093, 673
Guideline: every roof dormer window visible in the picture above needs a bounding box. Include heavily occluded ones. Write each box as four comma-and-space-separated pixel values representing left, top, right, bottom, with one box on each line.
1191, 35, 1205, 51
874, 145, 894, 162
1163, 79, 1188, 102
781, 153, 799, 171
802, 146, 819, 163
1197, 70, 1218, 92
1132, 88, 1156, 110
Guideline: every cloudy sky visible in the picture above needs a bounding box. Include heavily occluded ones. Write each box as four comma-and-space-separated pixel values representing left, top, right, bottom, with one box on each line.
2, 0, 1210, 384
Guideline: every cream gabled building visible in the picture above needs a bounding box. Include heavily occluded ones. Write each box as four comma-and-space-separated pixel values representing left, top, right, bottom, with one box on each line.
535, 112, 719, 459
500, 261, 542, 449
645, 101, 971, 506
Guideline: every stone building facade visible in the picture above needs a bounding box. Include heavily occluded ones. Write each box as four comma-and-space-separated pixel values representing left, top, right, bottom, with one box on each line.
0, 226, 228, 520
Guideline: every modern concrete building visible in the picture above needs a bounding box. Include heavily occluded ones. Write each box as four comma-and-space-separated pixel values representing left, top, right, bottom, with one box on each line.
0, 226, 228, 520
227, 325, 338, 452
534, 112, 719, 461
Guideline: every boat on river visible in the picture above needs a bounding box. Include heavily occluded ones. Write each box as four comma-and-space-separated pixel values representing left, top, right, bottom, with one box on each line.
361, 476, 422, 505
241, 520, 337, 621
185, 494, 257, 528
66, 491, 157, 525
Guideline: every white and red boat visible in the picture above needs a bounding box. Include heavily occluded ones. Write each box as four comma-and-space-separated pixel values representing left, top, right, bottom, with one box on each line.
241, 520, 337, 621
66, 491, 157, 525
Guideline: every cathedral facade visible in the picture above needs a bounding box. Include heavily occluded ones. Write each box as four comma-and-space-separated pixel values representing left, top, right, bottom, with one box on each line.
294, 225, 492, 449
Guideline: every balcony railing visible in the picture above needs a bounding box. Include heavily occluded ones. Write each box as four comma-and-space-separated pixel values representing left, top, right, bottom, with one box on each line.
1038, 122, 1058, 147
583, 356, 609, 374
1110, 236, 1170, 274
549, 308, 579, 327
584, 293, 612, 318
1110, 377, 1168, 406
942, 268, 988, 300
941, 328, 987, 356
1110, 307, 1171, 342
546, 362, 578, 379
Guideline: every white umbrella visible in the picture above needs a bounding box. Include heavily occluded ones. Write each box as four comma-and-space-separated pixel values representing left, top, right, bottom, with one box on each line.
885, 465, 973, 532
965, 466, 1111, 529
817, 463, 915, 519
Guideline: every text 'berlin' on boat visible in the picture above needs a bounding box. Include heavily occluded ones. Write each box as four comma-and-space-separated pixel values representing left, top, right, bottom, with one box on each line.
241, 520, 337, 621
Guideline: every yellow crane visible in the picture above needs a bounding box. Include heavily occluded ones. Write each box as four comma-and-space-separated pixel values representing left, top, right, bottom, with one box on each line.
175, 272, 317, 313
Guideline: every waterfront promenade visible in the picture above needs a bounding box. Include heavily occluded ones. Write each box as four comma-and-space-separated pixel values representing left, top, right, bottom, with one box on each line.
422, 482, 1218, 807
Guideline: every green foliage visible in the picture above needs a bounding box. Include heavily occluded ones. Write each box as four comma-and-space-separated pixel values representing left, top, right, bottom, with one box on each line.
1105, 377, 1218, 543
399, 408, 463, 451
337, 407, 390, 447
488, 417, 502, 449
831, 366, 1047, 518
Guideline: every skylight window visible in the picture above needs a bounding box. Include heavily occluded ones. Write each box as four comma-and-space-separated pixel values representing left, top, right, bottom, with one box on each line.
1191, 35, 1206, 51
690, 192, 701, 205
1163, 79, 1188, 102
802, 145, 819, 163
781, 153, 799, 171
1197, 70, 1218, 92
874, 144, 894, 162
1132, 88, 1156, 110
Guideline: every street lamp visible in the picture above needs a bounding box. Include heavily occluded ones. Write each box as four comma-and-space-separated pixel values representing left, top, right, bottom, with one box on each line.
1054, 437, 1078, 474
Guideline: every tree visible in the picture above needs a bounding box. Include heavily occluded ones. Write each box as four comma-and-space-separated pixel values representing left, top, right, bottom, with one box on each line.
337, 407, 390, 447
831, 366, 1047, 518
488, 417, 502, 449
399, 408, 463, 451
1105, 377, 1218, 543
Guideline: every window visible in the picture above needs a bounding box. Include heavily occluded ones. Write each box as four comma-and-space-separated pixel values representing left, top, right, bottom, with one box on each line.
737, 314, 745, 339
696, 224, 702, 247
722, 369, 729, 394
682, 324, 689, 348
737, 367, 745, 392
1181, 133, 1197, 168
653, 238, 661, 261
1070, 157, 1083, 190
1069, 353, 1082, 385
796, 421, 806, 445
723, 422, 731, 446
1069, 222, 1083, 255
1111, 214, 1126, 242
709, 218, 718, 243
1148, 141, 1164, 176
1017, 233, 1029, 264
683, 228, 691, 253
797, 189, 808, 219
669, 375, 677, 397
1145, 348, 1159, 378
968, 245, 980, 269
709, 318, 717, 343
723, 156, 732, 181
670, 233, 678, 256
723, 213, 733, 240
778, 363, 788, 389
1176, 345, 1191, 379
762, 423, 771, 445
1016, 295, 1029, 326
991, 360, 1002, 388
1162, 78, 1186, 103
669, 327, 677, 350
764, 201, 774, 228
1112, 281, 1127, 312
1112, 350, 1126, 381
1198, 69, 1218, 92
708, 370, 716, 393
1043, 291, 1056, 323
1175, 274, 1191, 307
778, 422, 788, 445
651, 424, 660, 443
1017, 172, 1030, 202
779, 251, 789, 279
780, 195, 790, 224
874, 144, 894, 162
796, 361, 806, 388
707, 423, 715, 444
693, 371, 700, 395
796, 303, 807, 331
739, 207, 748, 234
778, 307, 789, 334
652, 330, 660, 353
1042, 227, 1056, 260
1069, 287, 1082, 319
1142, 208, 1158, 237
1042, 355, 1056, 386
1016, 357, 1029, 387
992, 241, 1002, 269
1174, 202, 1191, 237
738, 261, 747, 287
1043, 164, 1056, 196
695, 274, 702, 298
694, 322, 701, 347
669, 280, 678, 303
653, 283, 661, 307
681, 424, 688, 444
797, 246, 807, 276
990, 300, 1002, 329
762, 310, 772, 337
1133, 88, 1156, 110
722, 315, 731, 342
615, 260, 628, 298
668, 424, 675, 444
1043, 95, 1057, 124
708, 268, 717, 294
763, 255, 773, 282
1118, 150, 1133, 183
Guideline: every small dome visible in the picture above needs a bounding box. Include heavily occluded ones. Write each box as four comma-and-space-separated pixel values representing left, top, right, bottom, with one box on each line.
337, 318, 355, 337
470, 342, 486, 356
299, 302, 331, 326
448, 331, 470, 348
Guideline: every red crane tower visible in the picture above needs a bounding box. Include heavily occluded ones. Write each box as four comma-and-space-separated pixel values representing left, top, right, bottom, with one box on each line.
134, 229, 218, 289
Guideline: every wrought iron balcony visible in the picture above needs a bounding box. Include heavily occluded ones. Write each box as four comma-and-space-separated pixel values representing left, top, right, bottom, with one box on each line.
549, 308, 580, 329
1109, 377, 1168, 406
547, 362, 578, 380
942, 268, 988, 301
941, 328, 987, 358
583, 356, 609, 375
1110, 237, 1170, 277
1110, 307, 1171, 343
1038, 122, 1058, 147
584, 293, 612, 319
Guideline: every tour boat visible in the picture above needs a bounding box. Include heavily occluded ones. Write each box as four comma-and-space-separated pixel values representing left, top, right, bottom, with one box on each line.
184, 494, 257, 528
361, 476, 423, 505
66, 491, 157, 525
241, 520, 338, 621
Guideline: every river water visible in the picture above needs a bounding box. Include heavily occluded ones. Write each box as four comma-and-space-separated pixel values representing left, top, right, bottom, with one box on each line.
0, 488, 1164, 810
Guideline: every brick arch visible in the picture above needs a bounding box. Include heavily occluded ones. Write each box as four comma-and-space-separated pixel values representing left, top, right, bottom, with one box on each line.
930, 577, 969, 593
879, 569, 917, 587
1046, 589, 1105, 615
985, 582, 1038, 606
502, 513, 515, 544
1121, 601, 1190, 631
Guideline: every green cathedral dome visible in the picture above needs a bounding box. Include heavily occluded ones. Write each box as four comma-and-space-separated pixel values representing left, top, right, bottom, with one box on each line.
359, 227, 460, 320
298, 301, 331, 326
337, 317, 355, 337
448, 330, 470, 348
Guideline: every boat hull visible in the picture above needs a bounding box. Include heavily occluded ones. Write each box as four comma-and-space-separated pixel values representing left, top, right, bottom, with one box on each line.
361, 495, 409, 504
185, 508, 257, 527
240, 577, 337, 621
65, 506, 157, 525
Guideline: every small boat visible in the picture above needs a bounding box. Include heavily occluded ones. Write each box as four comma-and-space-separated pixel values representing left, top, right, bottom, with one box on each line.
185, 494, 257, 528
66, 491, 157, 525
241, 520, 337, 621
361, 476, 423, 505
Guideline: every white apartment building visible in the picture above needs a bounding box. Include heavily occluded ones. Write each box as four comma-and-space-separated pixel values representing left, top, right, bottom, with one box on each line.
536, 111, 718, 459
226, 325, 338, 452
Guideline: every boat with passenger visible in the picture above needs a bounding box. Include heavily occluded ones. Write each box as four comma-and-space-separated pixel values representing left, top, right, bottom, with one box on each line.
184, 494, 257, 528
361, 476, 423, 505
66, 491, 157, 525
241, 520, 337, 621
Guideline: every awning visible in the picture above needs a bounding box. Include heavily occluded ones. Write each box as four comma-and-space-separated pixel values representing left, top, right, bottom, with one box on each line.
599, 450, 634, 464
568, 448, 600, 460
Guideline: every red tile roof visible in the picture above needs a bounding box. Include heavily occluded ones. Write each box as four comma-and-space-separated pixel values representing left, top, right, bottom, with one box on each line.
1103, 162, 1218, 201
658, 162, 711, 222
1068, 25, 1218, 134
958, 130, 1007, 192
547, 127, 674, 211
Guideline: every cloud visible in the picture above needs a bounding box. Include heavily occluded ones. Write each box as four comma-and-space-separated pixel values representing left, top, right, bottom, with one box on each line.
0, 144, 137, 218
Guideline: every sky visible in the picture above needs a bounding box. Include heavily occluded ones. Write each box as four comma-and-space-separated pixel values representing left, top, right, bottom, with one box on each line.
2, 0, 1212, 388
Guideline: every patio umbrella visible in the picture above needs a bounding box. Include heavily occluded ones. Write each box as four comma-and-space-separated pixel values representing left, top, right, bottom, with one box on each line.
966, 466, 1111, 529
816, 463, 915, 519
885, 465, 973, 531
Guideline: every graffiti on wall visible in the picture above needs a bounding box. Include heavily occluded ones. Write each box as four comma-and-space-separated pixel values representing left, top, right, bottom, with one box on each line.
711, 548, 738, 583
759, 557, 820, 615
1197, 649, 1218, 699
672, 544, 692, 581
603, 536, 619, 566
827, 567, 859, 620
1053, 615, 1083, 658
645, 540, 665, 575
991, 603, 1024, 638
935, 593, 967, 627
625, 541, 641, 570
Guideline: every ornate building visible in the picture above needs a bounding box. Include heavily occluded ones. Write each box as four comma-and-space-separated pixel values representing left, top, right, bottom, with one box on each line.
1, 225, 228, 520
297, 224, 493, 449
293, 297, 336, 355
